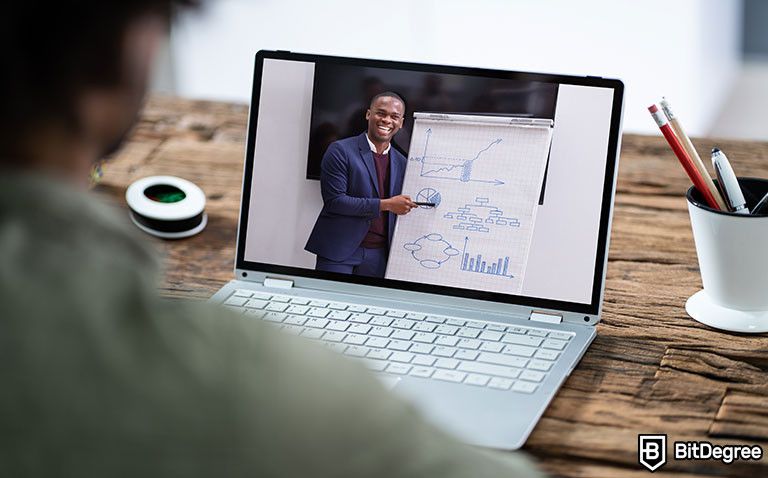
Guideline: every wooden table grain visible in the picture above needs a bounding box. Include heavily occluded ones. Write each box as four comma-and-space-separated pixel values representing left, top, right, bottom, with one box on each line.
99, 96, 768, 477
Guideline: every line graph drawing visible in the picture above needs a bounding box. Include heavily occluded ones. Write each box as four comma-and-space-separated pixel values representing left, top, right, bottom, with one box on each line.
459, 237, 514, 279
415, 187, 442, 208
409, 128, 505, 186
403, 233, 461, 269
443, 197, 521, 233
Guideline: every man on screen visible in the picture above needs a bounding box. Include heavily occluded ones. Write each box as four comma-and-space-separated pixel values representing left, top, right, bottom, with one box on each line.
306, 92, 417, 278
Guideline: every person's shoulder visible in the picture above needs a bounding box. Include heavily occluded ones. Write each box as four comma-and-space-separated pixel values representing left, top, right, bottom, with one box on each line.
329, 133, 365, 153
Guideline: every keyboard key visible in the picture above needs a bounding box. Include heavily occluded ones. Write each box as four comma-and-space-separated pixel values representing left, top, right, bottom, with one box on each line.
457, 362, 521, 379
409, 343, 434, 354
370, 317, 393, 327
245, 299, 268, 309
445, 318, 466, 327
328, 302, 348, 310
542, 339, 567, 350
285, 305, 310, 314
309, 300, 329, 307
300, 329, 324, 339
386, 363, 411, 375
409, 366, 434, 378
478, 352, 528, 368
435, 336, 460, 347
457, 328, 480, 339
435, 358, 459, 369
527, 359, 553, 371
289, 297, 310, 305
465, 320, 485, 329
322, 331, 346, 342
367, 307, 387, 315
326, 320, 349, 332
486, 324, 506, 332
224, 306, 246, 314
364, 359, 388, 372
435, 325, 459, 335
425, 315, 446, 324
224, 296, 248, 307
406, 312, 426, 320
391, 319, 416, 329
433, 346, 456, 358
412, 332, 437, 344
282, 315, 307, 326
455, 349, 480, 361
465, 374, 491, 387
281, 324, 303, 335
457, 338, 482, 350
343, 334, 368, 345
412, 355, 437, 366
347, 305, 367, 313
328, 310, 351, 320
502, 334, 543, 347
343, 345, 369, 358
263, 312, 287, 323
244, 309, 267, 318
478, 330, 504, 342
548, 331, 573, 341
386, 310, 407, 318
233, 289, 254, 298
250, 292, 272, 300
349, 313, 372, 323
366, 337, 390, 348
366, 348, 392, 360
347, 324, 372, 335
527, 329, 549, 337
413, 322, 436, 332
391, 330, 415, 341
390, 351, 415, 363
325, 342, 347, 354
387, 340, 412, 352
433, 369, 466, 383
512, 381, 538, 393
488, 377, 514, 390
307, 307, 331, 318
266, 303, 289, 312
271, 295, 291, 303
506, 326, 528, 334
304, 318, 329, 329
370, 326, 394, 338
534, 349, 560, 360
519, 370, 546, 382
479, 342, 505, 353
502, 344, 537, 358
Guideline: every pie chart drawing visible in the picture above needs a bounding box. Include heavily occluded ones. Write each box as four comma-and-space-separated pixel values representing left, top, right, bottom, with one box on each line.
416, 188, 442, 208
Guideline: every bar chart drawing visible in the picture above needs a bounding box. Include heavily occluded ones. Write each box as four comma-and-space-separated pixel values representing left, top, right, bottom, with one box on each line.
459, 237, 514, 279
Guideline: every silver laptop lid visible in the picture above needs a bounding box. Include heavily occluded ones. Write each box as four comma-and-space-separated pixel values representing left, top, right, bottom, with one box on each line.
234, 51, 624, 326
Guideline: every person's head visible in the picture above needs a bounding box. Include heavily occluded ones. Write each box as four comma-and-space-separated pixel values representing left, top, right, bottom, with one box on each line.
365, 92, 405, 146
0, 1, 197, 179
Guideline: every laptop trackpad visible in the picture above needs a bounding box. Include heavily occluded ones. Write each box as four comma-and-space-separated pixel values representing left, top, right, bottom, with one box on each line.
376, 374, 401, 390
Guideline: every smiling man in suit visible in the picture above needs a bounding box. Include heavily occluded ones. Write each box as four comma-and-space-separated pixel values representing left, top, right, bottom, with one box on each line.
306, 92, 417, 278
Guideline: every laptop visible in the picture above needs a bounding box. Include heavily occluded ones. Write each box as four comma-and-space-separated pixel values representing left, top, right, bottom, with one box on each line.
210, 50, 624, 450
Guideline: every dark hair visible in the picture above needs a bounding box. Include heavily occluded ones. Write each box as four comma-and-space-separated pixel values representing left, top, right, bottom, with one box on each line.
369, 91, 406, 109
0, 1, 198, 159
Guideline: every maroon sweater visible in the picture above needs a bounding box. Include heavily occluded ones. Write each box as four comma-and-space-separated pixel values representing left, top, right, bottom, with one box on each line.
360, 151, 390, 249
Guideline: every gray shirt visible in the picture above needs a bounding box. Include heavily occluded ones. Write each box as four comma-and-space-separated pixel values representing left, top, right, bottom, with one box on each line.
0, 172, 543, 477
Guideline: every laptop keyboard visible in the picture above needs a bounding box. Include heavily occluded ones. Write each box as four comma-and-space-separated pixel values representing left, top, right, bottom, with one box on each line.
223, 289, 573, 394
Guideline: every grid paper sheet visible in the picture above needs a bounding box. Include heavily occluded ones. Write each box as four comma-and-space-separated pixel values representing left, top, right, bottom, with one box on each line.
385, 113, 554, 295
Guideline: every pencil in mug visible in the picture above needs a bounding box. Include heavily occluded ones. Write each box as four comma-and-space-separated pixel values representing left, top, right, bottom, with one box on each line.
659, 98, 727, 210
648, 104, 721, 210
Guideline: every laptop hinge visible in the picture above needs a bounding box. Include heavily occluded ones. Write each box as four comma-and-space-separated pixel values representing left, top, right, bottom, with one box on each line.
529, 311, 563, 324
263, 277, 294, 289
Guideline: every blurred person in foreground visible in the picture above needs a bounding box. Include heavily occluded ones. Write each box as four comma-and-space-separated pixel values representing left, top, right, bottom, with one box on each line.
0, 1, 543, 477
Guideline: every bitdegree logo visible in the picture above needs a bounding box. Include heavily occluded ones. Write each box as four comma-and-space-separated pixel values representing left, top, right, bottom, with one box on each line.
675, 441, 763, 464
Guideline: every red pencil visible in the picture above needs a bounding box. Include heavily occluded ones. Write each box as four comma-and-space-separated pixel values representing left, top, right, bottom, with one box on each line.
648, 104, 720, 210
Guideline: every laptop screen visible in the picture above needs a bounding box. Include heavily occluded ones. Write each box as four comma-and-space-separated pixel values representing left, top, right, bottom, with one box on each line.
238, 51, 623, 315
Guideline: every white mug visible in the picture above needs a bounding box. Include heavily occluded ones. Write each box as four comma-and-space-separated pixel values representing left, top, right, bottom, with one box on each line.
685, 178, 768, 333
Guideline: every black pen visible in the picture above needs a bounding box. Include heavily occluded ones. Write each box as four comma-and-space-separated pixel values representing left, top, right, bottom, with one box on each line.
413, 202, 436, 207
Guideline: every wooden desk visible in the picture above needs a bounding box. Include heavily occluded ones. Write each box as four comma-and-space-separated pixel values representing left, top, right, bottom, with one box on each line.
101, 96, 768, 477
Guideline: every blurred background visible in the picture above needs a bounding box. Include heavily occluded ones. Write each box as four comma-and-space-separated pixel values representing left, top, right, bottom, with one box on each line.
152, 0, 768, 140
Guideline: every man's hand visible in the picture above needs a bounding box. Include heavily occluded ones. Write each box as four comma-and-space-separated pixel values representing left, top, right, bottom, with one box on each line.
381, 195, 417, 215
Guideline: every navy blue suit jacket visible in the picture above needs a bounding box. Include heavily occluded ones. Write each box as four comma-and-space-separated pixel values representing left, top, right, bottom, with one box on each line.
305, 133, 407, 262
